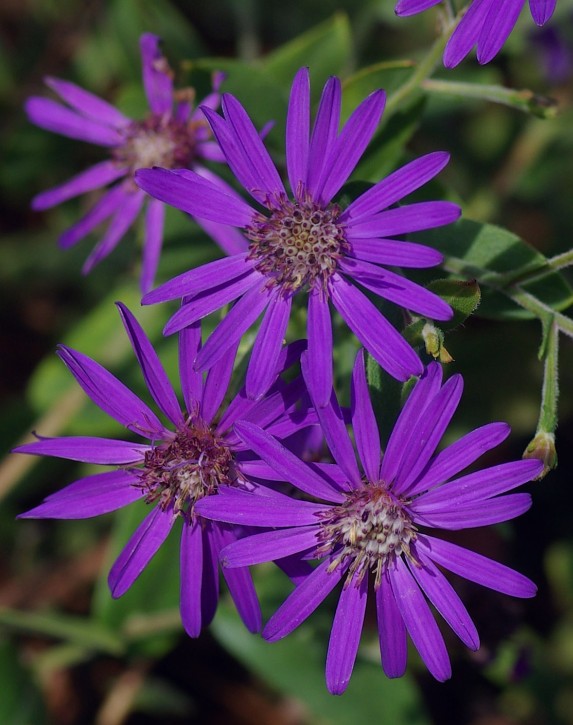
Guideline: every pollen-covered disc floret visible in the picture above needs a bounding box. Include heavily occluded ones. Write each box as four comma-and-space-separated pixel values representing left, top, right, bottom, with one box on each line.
318, 484, 416, 588
245, 194, 348, 293
135, 415, 235, 521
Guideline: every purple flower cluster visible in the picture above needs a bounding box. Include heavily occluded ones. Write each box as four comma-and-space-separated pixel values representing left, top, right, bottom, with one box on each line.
395, 0, 557, 66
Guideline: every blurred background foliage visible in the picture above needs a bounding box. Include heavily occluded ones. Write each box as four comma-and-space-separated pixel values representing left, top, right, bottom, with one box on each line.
2, 0, 573, 723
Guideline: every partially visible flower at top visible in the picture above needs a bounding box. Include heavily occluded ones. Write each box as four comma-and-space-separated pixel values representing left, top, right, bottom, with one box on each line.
197, 353, 543, 694
26, 34, 243, 293
395, 0, 557, 67
136, 67, 459, 407
15, 303, 314, 637
530, 22, 573, 84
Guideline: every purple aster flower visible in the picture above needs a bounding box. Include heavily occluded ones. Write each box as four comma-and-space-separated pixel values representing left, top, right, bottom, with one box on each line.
196, 352, 543, 693
26, 34, 243, 292
395, 0, 557, 67
136, 67, 459, 407
15, 303, 314, 637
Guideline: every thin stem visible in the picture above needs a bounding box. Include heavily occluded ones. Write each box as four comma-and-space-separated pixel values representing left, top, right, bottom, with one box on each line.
538, 318, 559, 435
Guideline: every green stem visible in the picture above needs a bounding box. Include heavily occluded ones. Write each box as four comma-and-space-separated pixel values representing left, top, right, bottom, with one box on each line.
504, 286, 573, 340
538, 318, 559, 435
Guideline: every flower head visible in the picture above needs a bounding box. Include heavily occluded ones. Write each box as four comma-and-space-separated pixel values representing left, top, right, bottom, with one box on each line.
136, 67, 459, 406
395, 0, 557, 67
197, 352, 543, 693
15, 304, 313, 637
26, 34, 240, 292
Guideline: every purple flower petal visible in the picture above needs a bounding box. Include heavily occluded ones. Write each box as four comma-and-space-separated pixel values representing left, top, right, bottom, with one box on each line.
350, 350, 381, 482
418, 534, 537, 598
342, 152, 451, 222
395, 0, 442, 15
116, 303, 183, 427
180, 519, 204, 637
201, 339, 240, 425
477, 0, 525, 65
376, 571, 407, 678
340, 257, 453, 322
348, 238, 443, 268
199, 521, 220, 627
246, 291, 292, 401
234, 421, 345, 502
26, 96, 123, 146
220, 526, 320, 567
179, 320, 202, 414
82, 190, 145, 274
140, 33, 173, 115
326, 574, 368, 695
57, 345, 166, 438
45, 76, 130, 128
32, 161, 126, 211
409, 550, 479, 650
14, 436, 147, 464
18, 470, 142, 519
345, 201, 461, 238
530, 0, 556, 25
286, 67, 310, 198
108, 504, 175, 598
135, 167, 255, 227
413, 492, 532, 529
329, 273, 423, 382
58, 184, 127, 249
306, 76, 342, 196
306, 287, 333, 408
444, 0, 492, 68
263, 557, 347, 641
140, 198, 165, 295
314, 90, 386, 205
389, 558, 451, 681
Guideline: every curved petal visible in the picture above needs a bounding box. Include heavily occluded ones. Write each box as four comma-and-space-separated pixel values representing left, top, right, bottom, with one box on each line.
345, 201, 461, 238
140, 198, 165, 295
412, 492, 532, 529
14, 436, 148, 464
32, 161, 126, 211
179, 320, 203, 414
306, 287, 333, 408
306, 76, 342, 196
350, 350, 381, 482
444, 0, 493, 68
348, 238, 443, 268
220, 526, 320, 567
45, 76, 130, 128
530, 0, 556, 25
477, 0, 525, 65
58, 184, 127, 249
286, 67, 310, 198
180, 519, 204, 637
140, 33, 173, 115
395, 0, 442, 16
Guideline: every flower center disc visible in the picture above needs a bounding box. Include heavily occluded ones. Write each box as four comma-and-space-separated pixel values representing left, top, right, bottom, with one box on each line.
319, 485, 416, 587
136, 419, 234, 520
246, 195, 348, 293
116, 116, 198, 174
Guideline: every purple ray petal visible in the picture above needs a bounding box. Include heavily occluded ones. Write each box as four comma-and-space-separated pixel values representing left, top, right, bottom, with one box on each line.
477, 0, 525, 65
263, 557, 347, 641
306, 287, 333, 408
196, 489, 325, 527
326, 574, 368, 695
380, 362, 443, 484
234, 421, 344, 502
389, 558, 451, 681
196, 216, 250, 255
212, 524, 261, 633
179, 320, 203, 413
340, 257, 453, 321
196, 141, 226, 162
201, 338, 240, 425
194, 281, 270, 371
345, 201, 461, 238
45, 76, 130, 128
530, 0, 556, 25
409, 550, 479, 650
347, 238, 443, 268
108, 504, 175, 598
18, 470, 142, 519
32, 161, 126, 211
82, 190, 145, 273
444, 0, 492, 68
116, 303, 183, 427
246, 291, 292, 401
350, 349, 381, 482
140, 198, 165, 295
286, 67, 310, 198
199, 521, 220, 627
14, 436, 148, 464
418, 534, 537, 598
163, 271, 262, 335
220, 526, 320, 567
58, 184, 127, 249
140, 33, 173, 115
306, 76, 342, 196
57, 345, 166, 438
314, 90, 386, 205
395, 0, 442, 15
180, 519, 204, 637
413, 459, 542, 510
26, 97, 123, 146
329, 273, 423, 382
302, 354, 360, 487
275, 555, 314, 586
135, 167, 255, 227
413, 492, 532, 529
407, 422, 511, 495
342, 152, 451, 222
393, 374, 464, 494
376, 570, 407, 678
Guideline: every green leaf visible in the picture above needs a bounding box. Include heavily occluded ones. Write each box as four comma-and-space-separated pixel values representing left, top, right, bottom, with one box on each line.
212, 603, 429, 724
417, 219, 573, 320
341, 61, 415, 122
0, 639, 46, 725
427, 278, 481, 331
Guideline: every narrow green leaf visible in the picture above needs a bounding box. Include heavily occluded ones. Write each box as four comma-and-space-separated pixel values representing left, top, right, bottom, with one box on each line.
427, 278, 481, 331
